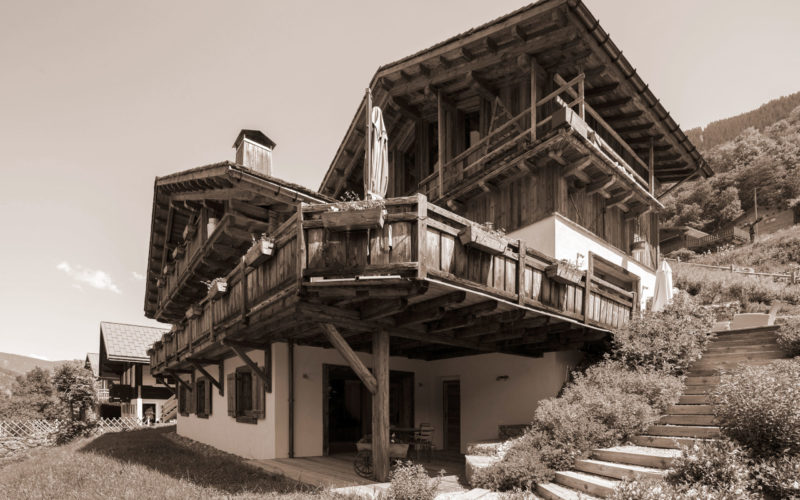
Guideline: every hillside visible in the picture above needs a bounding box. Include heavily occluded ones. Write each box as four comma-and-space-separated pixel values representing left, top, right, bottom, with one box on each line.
686, 91, 800, 151
0, 353, 71, 396
662, 101, 800, 233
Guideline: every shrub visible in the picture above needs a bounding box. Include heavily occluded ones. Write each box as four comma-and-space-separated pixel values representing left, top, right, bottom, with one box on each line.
53, 419, 97, 445
666, 248, 697, 262
387, 461, 441, 500
751, 453, 800, 499
470, 441, 553, 491
667, 440, 753, 492
712, 360, 800, 455
612, 292, 715, 374
777, 317, 800, 357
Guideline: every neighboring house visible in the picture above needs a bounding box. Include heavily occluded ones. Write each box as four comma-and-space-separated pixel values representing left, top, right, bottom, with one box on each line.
98, 321, 172, 422
734, 205, 800, 238
659, 226, 709, 255
84, 352, 120, 418
144, 0, 709, 480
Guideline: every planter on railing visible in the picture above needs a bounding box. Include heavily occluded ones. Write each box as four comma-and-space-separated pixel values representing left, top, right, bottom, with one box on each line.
321, 204, 386, 231
206, 278, 228, 301
545, 260, 583, 285
244, 236, 275, 268
172, 244, 185, 260
459, 224, 508, 255
182, 223, 196, 241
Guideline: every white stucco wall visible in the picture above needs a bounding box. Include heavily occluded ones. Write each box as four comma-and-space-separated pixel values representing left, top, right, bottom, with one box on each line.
176, 342, 583, 458
509, 213, 657, 309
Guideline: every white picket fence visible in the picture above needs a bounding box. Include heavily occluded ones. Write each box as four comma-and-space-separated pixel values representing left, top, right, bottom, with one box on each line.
0, 417, 143, 439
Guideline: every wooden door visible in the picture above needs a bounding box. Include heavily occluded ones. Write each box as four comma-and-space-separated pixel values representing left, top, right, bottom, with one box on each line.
442, 380, 461, 451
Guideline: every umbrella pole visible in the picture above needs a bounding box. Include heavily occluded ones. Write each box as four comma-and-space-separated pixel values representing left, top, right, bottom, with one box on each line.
365, 88, 373, 200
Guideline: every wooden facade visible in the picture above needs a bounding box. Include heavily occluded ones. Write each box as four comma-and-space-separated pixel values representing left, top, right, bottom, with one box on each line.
143, 0, 710, 480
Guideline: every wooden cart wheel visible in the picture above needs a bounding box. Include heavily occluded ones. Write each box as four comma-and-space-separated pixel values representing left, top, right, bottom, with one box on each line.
354, 450, 373, 479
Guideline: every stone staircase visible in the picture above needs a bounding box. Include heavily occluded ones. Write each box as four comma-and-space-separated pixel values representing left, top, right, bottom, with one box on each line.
535, 324, 787, 499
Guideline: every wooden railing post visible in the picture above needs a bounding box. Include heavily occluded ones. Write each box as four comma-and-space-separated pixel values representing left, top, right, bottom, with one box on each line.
648, 137, 655, 196
417, 194, 428, 279
517, 240, 527, 305
577, 75, 585, 120
584, 252, 594, 325
437, 91, 446, 198
372, 330, 390, 482
530, 60, 538, 141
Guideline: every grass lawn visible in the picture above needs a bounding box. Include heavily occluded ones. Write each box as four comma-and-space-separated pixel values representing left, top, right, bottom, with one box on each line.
0, 426, 346, 499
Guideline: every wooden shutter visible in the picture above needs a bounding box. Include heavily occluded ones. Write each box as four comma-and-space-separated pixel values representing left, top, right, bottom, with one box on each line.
189, 380, 196, 414
253, 366, 265, 419
205, 378, 212, 415
227, 373, 236, 416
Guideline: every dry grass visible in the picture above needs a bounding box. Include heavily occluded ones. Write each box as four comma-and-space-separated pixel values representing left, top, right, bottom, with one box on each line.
0, 426, 348, 500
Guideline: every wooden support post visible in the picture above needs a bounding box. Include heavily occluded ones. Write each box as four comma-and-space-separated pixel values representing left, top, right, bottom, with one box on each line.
530, 59, 537, 141
648, 137, 655, 196
437, 90, 446, 198
288, 340, 295, 458
320, 323, 377, 394
372, 330, 390, 482
417, 194, 428, 279
224, 341, 272, 393
584, 252, 593, 325
189, 360, 222, 391
577, 75, 585, 120
158, 378, 176, 396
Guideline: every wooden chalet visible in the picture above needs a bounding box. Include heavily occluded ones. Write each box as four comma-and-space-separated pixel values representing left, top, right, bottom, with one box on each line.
145, 0, 709, 482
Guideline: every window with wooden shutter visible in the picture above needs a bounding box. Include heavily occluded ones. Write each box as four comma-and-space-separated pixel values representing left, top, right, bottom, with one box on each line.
226, 373, 236, 416
178, 384, 189, 416
234, 365, 265, 424
196, 378, 210, 418
189, 379, 196, 415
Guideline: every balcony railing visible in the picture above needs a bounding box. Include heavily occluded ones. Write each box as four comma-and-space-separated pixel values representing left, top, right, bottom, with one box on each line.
419, 73, 652, 202
150, 196, 638, 372
690, 226, 749, 251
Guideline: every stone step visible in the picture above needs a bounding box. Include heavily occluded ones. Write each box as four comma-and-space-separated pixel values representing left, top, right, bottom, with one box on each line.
554, 470, 619, 498
691, 359, 779, 371
659, 414, 718, 425
537, 481, 599, 500
647, 425, 720, 438
630, 435, 706, 449
710, 333, 778, 345
700, 350, 786, 362
574, 458, 666, 481
715, 325, 779, 337
685, 376, 720, 386
682, 386, 715, 395
591, 445, 680, 469
668, 404, 714, 414
679, 394, 711, 404
705, 344, 780, 355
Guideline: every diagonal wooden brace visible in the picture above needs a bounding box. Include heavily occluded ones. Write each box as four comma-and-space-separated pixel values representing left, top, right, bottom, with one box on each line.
320, 323, 377, 394
223, 340, 272, 393
167, 370, 192, 391
188, 359, 222, 392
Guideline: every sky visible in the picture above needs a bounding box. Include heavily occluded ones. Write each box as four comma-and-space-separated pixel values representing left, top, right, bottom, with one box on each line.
1, 0, 799, 361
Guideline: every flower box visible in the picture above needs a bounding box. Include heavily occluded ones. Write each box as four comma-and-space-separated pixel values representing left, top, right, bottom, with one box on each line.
545, 261, 583, 285
459, 224, 508, 255
244, 236, 276, 268
321, 206, 386, 231
156, 277, 165, 288
182, 224, 196, 241
206, 278, 228, 301
172, 244, 185, 260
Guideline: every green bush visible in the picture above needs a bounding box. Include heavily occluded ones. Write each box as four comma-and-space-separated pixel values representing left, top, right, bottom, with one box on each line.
387, 461, 441, 500
712, 360, 800, 455
53, 419, 97, 445
471, 362, 682, 491
667, 440, 753, 492
777, 317, 800, 357
751, 453, 800, 499
666, 248, 697, 262
612, 292, 715, 374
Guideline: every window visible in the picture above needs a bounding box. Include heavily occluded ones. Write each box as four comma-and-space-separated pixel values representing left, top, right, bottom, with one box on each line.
195, 377, 211, 418
178, 382, 190, 416
227, 366, 265, 424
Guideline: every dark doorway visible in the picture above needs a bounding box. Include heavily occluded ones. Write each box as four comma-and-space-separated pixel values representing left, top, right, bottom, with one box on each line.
323, 364, 414, 455
442, 380, 461, 452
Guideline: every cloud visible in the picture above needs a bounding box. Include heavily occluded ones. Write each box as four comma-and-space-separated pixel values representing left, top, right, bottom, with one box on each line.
57, 261, 121, 294
131, 271, 145, 280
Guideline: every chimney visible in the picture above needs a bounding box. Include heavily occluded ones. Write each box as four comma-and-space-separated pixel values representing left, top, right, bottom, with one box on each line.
233, 129, 276, 176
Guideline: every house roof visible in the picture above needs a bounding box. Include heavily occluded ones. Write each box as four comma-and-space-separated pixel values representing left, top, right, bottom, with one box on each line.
100, 321, 169, 364
319, 0, 712, 196
660, 226, 708, 239
233, 129, 276, 149
84, 352, 100, 377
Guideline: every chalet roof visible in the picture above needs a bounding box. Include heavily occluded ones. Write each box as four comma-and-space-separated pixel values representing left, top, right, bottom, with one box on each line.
100, 321, 169, 364
660, 226, 708, 239
84, 352, 100, 377
320, 0, 712, 196
233, 129, 276, 149
144, 161, 333, 319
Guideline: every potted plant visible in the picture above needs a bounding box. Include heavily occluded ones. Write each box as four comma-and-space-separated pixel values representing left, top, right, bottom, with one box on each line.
244, 234, 276, 268
182, 223, 196, 241
545, 255, 584, 285
459, 222, 508, 255
204, 277, 228, 301
172, 243, 185, 260
321, 191, 386, 231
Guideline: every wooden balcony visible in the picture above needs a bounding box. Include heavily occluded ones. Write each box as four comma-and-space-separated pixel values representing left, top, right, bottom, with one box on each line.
418, 73, 659, 215
149, 195, 638, 374
689, 226, 749, 252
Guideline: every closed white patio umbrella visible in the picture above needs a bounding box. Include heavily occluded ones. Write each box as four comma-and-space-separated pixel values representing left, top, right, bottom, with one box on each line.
364, 89, 388, 200
651, 260, 674, 312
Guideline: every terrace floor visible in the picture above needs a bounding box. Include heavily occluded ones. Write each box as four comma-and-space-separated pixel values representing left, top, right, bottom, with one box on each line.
248, 451, 467, 492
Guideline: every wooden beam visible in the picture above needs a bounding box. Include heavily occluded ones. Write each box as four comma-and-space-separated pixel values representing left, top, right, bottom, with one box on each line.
606, 192, 634, 211
585, 82, 619, 97
372, 330, 390, 482
586, 176, 615, 197
657, 165, 703, 199
466, 71, 497, 101
360, 298, 408, 321
530, 57, 538, 141
437, 89, 446, 198
188, 360, 221, 391
648, 137, 655, 196
320, 323, 377, 394
223, 341, 272, 392
562, 156, 592, 182
391, 291, 466, 326
591, 96, 631, 110
167, 371, 192, 391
